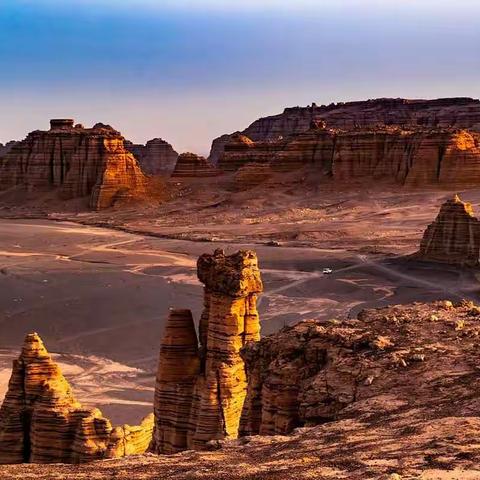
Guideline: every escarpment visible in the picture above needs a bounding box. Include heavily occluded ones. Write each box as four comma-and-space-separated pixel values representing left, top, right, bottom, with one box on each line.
172, 152, 220, 177
210, 97, 480, 163
218, 123, 480, 186
151, 249, 263, 454
0, 119, 147, 209
126, 138, 178, 176
418, 195, 480, 266
0, 333, 153, 464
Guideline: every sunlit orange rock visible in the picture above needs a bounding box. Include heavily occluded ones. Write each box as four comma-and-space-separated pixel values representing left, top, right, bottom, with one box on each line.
0, 333, 153, 464
0, 120, 147, 209
418, 195, 480, 266
151, 249, 263, 453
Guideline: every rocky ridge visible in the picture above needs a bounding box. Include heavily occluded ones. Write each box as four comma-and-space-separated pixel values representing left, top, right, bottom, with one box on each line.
5, 300, 480, 478
125, 138, 178, 176
0, 333, 153, 464
210, 97, 480, 163
151, 249, 263, 453
418, 195, 480, 266
0, 119, 147, 209
219, 122, 480, 187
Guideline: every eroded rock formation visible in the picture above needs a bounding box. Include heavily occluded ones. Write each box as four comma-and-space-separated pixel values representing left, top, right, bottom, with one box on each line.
219, 123, 480, 186
0, 119, 147, 209
151, 249, 263, 454
210, 97, 480, 163
126, 138, 178, 176
240, 299, 480, 437
172, 153, 220, 178
418, 195, 480, 266
0, 333, 153, 464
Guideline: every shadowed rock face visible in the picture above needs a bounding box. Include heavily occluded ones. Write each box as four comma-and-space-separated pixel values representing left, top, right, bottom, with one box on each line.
0, 333, 153, 464
0, 120, 147, 209
172, 153, 220, 177
219, 124, 480, 187
418, 195, 480, 266
210, 97, 480, 164
151, 249, 263, 454
125, 138, 178, 176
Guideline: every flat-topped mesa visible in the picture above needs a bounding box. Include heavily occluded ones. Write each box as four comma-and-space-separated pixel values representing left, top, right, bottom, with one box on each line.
125, 138, 179, 176
219, 126, 480, 186
171, 152, 220, 178
0, 119, 148, 209
0, 333, 153, 464
151, 249, 263, 454
418, 195, 480, 266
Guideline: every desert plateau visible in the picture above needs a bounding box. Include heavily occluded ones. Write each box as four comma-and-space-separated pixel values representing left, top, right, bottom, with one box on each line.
2, 1, 480, 478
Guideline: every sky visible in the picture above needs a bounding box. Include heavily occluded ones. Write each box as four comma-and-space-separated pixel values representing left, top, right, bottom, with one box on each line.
0, 0, 479, 155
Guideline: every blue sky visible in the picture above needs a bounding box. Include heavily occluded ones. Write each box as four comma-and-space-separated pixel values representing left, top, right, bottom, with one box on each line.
0, 0, 479, 154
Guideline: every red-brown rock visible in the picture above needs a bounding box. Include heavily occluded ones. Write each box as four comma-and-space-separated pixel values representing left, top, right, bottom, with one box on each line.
418, 195, 480, 266
0, 120, 147, 209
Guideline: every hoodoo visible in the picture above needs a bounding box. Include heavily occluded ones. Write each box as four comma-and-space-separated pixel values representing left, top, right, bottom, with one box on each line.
151, 249, 263, 453
418, 195, 480, 266
0, 333, 153, 464
0, 119, 147, 209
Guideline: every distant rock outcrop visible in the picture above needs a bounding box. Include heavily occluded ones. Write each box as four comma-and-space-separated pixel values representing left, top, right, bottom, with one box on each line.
0, 119, 147, 209
218, 123, 480, 187
212, 98, 480, 182
171, 152, 220, 178
151, 249, 263, 454
0, 333, 153, 464
125, 138, 178, 176
418, 195, 480, 266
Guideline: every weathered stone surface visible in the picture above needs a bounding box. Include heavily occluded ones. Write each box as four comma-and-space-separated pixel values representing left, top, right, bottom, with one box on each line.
418, 195, 480, 266
172, 153, 220, 177
0, 333, 153, 464
151, 309, 200, 454
219, 124, 480, 186
0, 120, 147, 209
233, 163, 273, 190
125, 138, 178, 176
151, 249, 263, 454
239, 299, 480, 439
212, 97, 480, 173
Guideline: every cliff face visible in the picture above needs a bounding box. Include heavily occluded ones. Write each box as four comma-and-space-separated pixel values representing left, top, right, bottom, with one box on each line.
0, 120, 147, 209
219, 123, 480, 187
171, 152, 219, 177
240, 299, 480, 438
126, 138, 178, 176
151, 249, 263, 454
418, 195, 480, 266
210, 97, 480, 165
0, 333, 153, 464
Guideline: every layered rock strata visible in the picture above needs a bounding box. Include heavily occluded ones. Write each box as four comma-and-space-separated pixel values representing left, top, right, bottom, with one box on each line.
126, 138, 178, 176
0, 333, 153, 464
239, 299, 480, 437
210, 97, 480, 163
233, 163, 273, 190
151, 249, 263, 454
171, 153, 220, 177
0, 119, 147, 209
219, 123, 480, 187
418, 195, 480, 266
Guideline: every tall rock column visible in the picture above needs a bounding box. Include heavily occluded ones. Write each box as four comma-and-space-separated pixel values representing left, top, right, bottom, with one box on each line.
190, 249, 263, 448
151, 249, 263, 453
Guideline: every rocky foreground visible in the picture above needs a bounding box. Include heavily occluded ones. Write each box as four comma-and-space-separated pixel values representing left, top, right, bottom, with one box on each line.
4, 300, 480, 478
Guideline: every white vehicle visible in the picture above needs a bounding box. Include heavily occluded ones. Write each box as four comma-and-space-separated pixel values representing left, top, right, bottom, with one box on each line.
322, 268, 333, 275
